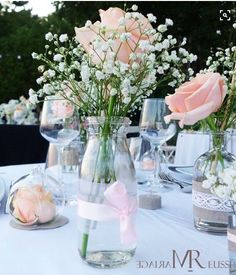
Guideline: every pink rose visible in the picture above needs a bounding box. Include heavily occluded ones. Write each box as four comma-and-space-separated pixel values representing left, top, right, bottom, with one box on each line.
74, 7, 153, 64
52, 99, 74, 119
12, 185, 56, 224
164, 73, 226, 128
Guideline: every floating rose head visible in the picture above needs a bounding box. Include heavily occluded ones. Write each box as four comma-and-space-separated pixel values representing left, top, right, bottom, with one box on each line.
164, 72, 226, 128
12, 184, 56, 224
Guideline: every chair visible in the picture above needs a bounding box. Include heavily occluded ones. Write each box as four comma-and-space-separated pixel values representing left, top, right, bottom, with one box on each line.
174, 130, 236, 166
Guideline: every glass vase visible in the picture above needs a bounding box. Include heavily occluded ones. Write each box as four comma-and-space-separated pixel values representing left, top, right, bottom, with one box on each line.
77, 117, 137, 268
193, 132, 236, 233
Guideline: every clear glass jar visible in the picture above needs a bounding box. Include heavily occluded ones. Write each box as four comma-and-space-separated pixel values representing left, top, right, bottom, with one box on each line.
77, 117, 137, 268
193, 132, 236, 233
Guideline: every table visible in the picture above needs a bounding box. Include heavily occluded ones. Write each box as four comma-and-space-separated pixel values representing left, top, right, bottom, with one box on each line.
0, 164, 230, 275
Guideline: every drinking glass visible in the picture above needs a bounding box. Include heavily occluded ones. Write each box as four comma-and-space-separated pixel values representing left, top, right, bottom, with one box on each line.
40, 96, 80, 182
139, 98, 176, 193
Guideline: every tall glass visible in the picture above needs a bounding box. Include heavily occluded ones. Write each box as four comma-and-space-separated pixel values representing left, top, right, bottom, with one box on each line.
139, 98, 176, 193
40, 96, 80, 182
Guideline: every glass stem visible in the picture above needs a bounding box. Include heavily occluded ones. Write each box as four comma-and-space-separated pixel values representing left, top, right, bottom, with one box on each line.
56, 145, 64, 184
151, 145, 161, 193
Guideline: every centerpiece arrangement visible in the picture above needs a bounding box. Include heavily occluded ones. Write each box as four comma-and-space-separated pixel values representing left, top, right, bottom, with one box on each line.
30, 5, 195, 268
165, 44, 236, 233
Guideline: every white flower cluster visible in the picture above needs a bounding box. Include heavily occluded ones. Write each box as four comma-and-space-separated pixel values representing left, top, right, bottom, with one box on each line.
202, 45, 236, 84
30, 7, 196, 116
0, 96, 38, 125
202, 162, 236, 203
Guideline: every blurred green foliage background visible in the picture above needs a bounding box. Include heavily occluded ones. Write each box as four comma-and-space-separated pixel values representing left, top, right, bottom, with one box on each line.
0, 1, 235, 103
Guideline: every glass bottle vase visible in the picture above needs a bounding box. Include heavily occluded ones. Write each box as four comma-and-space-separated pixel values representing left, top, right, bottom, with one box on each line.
192, 132, 236, 234
77, 117, 137, 268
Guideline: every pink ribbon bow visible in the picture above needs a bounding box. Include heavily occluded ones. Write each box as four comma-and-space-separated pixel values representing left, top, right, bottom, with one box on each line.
78, 181, 138, 246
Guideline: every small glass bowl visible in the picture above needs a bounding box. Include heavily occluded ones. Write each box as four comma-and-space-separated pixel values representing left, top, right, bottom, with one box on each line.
7, 167, 65, 226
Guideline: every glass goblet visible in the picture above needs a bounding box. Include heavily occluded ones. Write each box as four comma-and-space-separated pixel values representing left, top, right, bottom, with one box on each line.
40, 96, 80, 182
139, 98, 176, 193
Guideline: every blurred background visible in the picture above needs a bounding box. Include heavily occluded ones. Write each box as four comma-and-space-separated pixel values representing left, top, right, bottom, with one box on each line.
0, 1, 235, 103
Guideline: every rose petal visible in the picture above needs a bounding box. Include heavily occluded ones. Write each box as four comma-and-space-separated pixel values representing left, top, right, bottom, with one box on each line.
165, 101, 215, 128
165, 92, 192, 112
99, 8, 125, 29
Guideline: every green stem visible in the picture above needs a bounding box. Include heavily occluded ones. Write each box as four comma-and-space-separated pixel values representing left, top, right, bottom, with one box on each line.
81, 233, 89, 258
80, 95, 116, 259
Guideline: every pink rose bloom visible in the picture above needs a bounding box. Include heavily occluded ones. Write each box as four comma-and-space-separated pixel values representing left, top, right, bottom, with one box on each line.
52, 99, 74, 119
12, 185, 56, 224
164, 73, 226, 128
74, 7, 153, 64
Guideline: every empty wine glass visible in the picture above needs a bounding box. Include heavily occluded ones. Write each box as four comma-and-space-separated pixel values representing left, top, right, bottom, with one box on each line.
40, 96, 80, 182
139, 98, 176, 193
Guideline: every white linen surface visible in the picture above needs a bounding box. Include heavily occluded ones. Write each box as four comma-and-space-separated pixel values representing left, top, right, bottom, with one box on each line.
0, 164, 230, 275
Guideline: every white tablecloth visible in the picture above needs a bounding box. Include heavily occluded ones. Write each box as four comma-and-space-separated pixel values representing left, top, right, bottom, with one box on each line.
0, 164, 230, 275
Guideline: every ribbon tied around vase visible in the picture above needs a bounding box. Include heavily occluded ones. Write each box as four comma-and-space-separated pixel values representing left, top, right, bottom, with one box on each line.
77, 181, 138, 246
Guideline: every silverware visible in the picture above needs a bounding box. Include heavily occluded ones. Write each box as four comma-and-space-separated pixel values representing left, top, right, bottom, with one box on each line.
159, 171, 192, 193
159, 171, 184, 188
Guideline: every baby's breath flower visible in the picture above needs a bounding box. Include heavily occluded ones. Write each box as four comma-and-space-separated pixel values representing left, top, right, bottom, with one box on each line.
118, 17, 126, 25
157, 24, 167, 33
139, 40, 151, 51
132, 62, 139, 70
131, 4, 138, 11
170, 38, 177, 45
85, 20, 92, 28
38, 65, 45, 73
59, 62, 65, 72
162, 39, 170, 49
45, 32, 54, 41
29, 89, 38, 104
163, 63, 170, 70
32, 52, 38, 59
147, 13, 157, 23
165, 18, 173, 26
180, 37, 187, 46
36, 76, 44, 85
157, 67, 164, 74
59, 34, 68, 43
125, 12, 131, 19
53, 54, 63, 62
155, 43, 163, 52
110, 88, 117, 96
120, 32, 131, 42
168, 80, 177, 87
95, 71, 105, 81
48, 69, 56, 78
233, 23, 236, 29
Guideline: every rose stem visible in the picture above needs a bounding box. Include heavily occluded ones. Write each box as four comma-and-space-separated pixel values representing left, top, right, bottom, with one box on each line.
80, 95, 116, 258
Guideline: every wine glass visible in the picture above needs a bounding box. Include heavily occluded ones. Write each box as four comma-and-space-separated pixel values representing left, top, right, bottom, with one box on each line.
40, 96, 80, 182
139, 98, 176, 193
